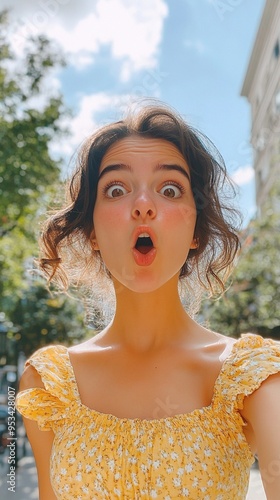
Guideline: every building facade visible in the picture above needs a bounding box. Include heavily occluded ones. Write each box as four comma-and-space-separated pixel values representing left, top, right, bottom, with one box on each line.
241, 0, 280, 215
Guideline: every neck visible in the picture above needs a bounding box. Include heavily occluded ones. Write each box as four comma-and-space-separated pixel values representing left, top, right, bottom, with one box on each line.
104, 277, 195, 353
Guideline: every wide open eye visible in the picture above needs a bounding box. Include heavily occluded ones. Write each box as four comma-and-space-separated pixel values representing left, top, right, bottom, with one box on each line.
105, 183, 128, 198
159, 183, 183, 198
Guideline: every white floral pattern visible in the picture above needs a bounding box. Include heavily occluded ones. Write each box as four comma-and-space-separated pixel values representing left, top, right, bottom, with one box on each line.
16, 334, 280, 499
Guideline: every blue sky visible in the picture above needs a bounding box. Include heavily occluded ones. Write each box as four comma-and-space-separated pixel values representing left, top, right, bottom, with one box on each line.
6, 0, 265, 224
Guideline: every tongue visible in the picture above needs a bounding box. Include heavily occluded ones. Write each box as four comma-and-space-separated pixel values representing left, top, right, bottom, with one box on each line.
137, 245, 152, 255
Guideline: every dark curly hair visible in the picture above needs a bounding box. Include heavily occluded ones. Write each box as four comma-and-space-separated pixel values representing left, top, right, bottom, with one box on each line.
39, 102, 241, 297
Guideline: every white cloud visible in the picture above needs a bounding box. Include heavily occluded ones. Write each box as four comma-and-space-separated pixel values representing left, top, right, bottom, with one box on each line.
50, 91, 133, 162
231, 165, 255, 186
3, 0, 168, 154
63, 93, 120, 152
5, 0, 168, 81
50, 88, 169, 169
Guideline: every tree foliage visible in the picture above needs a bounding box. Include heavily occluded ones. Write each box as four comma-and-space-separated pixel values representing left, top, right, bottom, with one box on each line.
0, 10, 67, 238
0, 11, 87, 355
0, 9, 66, 304
204, 185, 280, 339
9, 283, 88, 358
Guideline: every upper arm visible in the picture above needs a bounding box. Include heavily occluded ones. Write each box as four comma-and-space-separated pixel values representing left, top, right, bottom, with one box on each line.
19, 365, 57, 500
242, 372, 280, 500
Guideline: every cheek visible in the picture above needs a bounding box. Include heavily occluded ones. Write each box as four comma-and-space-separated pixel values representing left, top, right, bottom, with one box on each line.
180, 205, 197, 227
161, 204, 196, 229
93, 204, 129, 245
94, 203, 125, 224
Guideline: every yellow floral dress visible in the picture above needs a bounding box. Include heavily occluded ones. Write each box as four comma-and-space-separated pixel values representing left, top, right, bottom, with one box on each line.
16, 334, 280, 499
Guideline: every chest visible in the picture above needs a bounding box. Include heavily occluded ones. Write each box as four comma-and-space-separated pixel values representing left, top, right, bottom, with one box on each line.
69, 349, 222, 420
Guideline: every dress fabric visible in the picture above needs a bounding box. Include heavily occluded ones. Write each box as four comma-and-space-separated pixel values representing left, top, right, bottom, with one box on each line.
16, 334, 280, 500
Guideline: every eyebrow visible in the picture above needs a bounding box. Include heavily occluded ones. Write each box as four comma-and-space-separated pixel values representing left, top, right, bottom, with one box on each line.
155, 163, 191, 182
98, 163, 191, 182
98, 163, 131, 180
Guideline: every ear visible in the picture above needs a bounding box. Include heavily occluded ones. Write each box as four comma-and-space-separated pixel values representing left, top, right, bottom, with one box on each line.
190, 237, 199, 250
90, 229, 99, 251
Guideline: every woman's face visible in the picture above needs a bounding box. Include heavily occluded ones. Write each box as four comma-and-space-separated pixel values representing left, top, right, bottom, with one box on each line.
93, 136, 197, 294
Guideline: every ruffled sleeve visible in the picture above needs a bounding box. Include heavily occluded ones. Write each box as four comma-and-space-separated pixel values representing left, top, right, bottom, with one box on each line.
214, 333, 280, 416
16, 345, 77, 431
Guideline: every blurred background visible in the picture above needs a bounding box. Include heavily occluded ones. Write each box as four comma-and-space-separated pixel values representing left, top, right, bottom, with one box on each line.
0, 1, 279, 497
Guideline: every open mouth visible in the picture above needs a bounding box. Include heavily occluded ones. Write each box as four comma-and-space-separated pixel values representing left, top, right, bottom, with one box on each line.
135, 233, 154, 254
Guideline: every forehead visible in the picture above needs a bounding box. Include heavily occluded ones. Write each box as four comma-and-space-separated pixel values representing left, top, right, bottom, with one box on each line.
100, 136, 188, 168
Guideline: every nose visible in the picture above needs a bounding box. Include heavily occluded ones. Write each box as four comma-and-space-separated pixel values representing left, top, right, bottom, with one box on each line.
131, 190, 157, 220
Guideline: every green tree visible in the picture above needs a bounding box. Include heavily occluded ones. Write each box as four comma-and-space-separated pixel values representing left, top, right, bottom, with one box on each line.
203, 188, 280, 339
0, 11, 89, 354
9, 283, 88, 357
0, 10, 67, 236
0, 9, 67, 312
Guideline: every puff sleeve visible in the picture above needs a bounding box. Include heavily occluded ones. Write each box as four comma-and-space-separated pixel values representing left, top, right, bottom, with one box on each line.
214, 333, 280, 415
16, 345, 77, 431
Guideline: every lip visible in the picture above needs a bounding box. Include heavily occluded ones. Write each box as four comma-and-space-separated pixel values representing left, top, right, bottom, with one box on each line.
132, 226, 157, 266
132, 247, 157, 266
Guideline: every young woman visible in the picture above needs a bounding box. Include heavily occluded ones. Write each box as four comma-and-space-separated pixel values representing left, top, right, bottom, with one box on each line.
16, 103, 280, 499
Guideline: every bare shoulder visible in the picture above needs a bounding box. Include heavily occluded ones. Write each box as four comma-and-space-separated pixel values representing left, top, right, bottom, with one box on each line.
68, 330, 109, 353
214, 332, 236, 359
195, 327, 237, 361
67, 332, 111, 368
241, 372, 280, 497
243, 371, 280, 419
19, 363, 45, 391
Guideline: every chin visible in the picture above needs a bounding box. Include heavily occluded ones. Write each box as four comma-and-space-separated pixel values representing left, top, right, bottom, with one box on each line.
112, 272, 180, 296
113, 280, 160, 295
